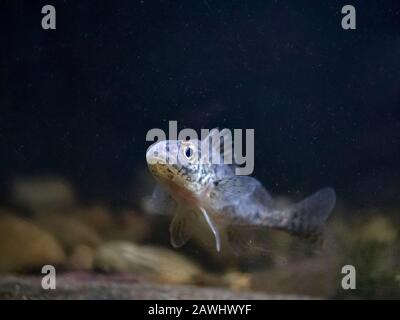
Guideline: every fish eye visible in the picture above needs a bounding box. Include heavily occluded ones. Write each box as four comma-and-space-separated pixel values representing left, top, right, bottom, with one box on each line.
185, 146, 193, 158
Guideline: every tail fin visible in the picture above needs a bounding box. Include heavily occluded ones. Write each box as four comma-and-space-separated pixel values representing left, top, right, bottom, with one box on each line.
282, 187, 336, 241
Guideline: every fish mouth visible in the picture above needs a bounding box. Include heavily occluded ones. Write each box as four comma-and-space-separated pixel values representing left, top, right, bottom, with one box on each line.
146, 155, 166, 166
145, 147, 167, 165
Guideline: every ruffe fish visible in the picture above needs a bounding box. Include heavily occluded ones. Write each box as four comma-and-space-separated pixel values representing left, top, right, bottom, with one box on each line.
146, 129, 336, 252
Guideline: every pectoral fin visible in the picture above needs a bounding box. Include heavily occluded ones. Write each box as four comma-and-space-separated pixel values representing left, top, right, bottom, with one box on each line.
199, 207, 221, 252
169, 205, 221, 252
144, 185, 176, 215
169, 205, 193, 248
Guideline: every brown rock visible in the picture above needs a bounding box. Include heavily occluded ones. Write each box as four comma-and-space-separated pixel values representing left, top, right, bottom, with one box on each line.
93, 241, 203, 285
67, 245, 95, 270
35, 213, 101, 252
72, 206, 113, 235
102, 210, 152, 243
0, 215, 65, 273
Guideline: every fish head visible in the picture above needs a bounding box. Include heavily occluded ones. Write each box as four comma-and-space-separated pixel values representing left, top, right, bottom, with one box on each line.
146, 139, 213, 195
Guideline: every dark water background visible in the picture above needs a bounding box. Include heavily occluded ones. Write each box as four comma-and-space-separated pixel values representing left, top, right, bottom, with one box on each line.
1, 0, 399, 207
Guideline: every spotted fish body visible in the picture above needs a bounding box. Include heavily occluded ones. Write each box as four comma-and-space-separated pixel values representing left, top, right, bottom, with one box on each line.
146, 129, 336, 252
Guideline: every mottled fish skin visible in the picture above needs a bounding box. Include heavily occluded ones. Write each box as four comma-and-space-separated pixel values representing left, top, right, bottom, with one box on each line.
146, 130, 336, 251
146, 139, 231, 198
